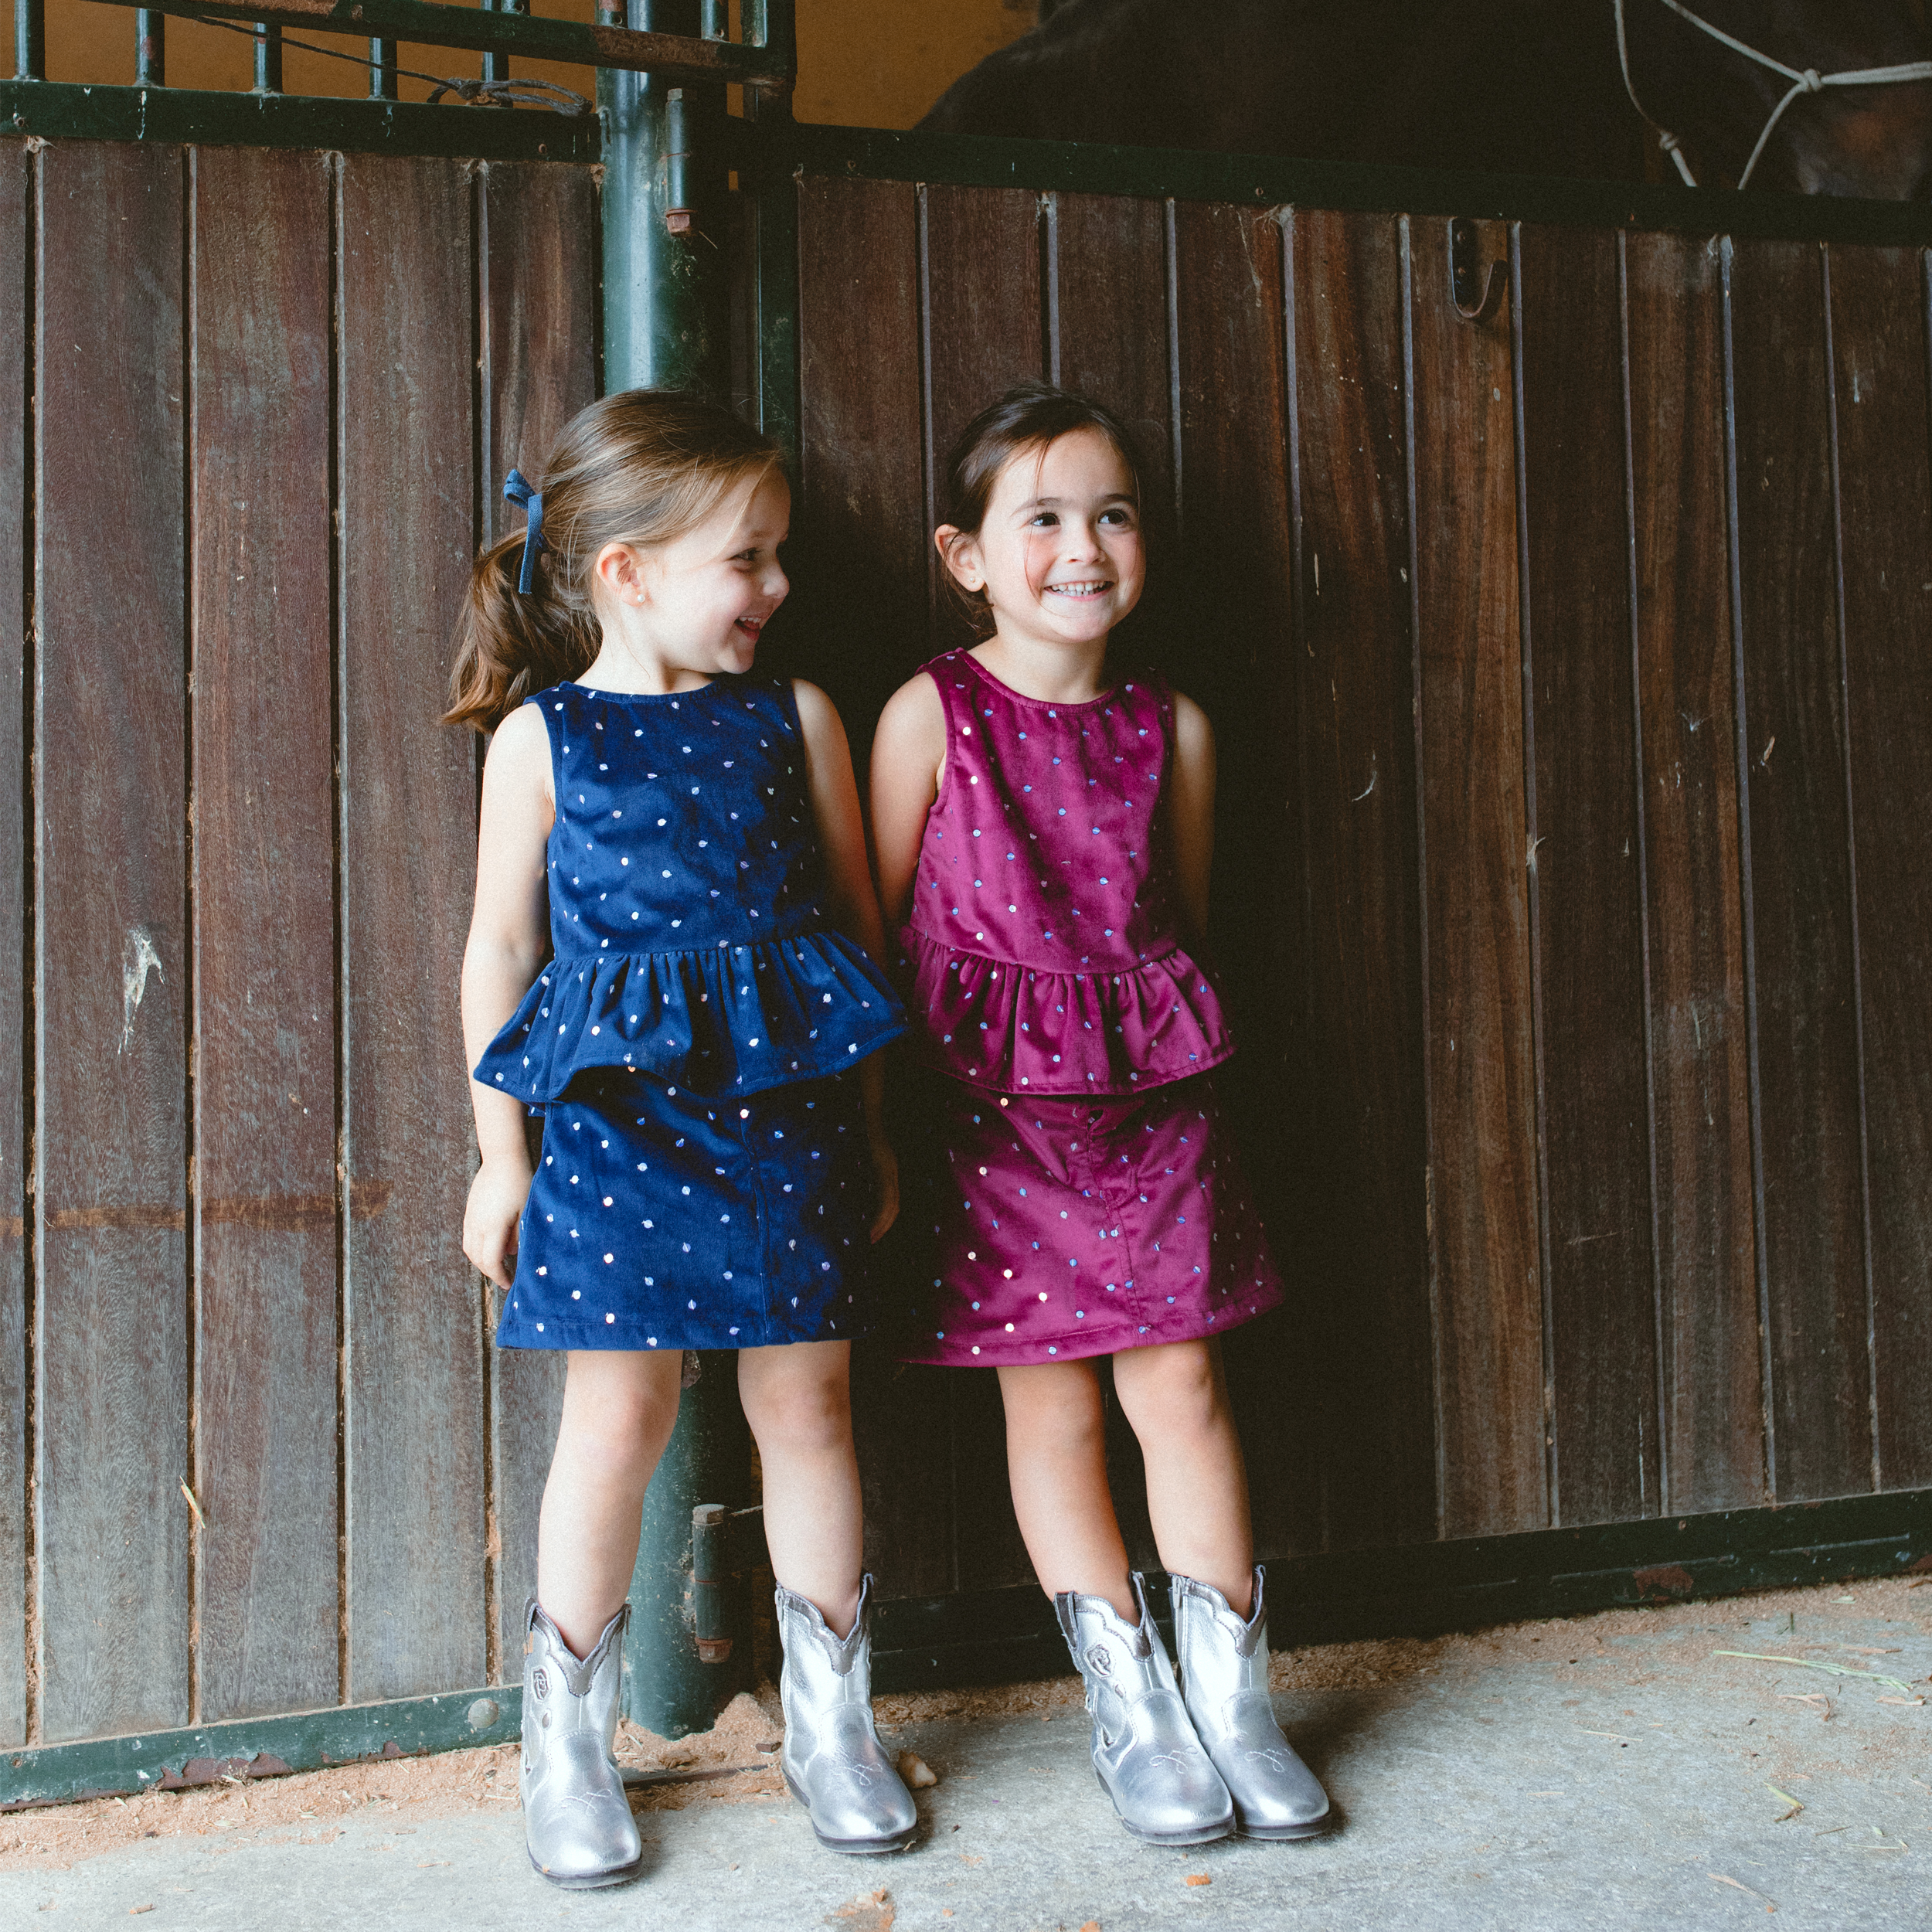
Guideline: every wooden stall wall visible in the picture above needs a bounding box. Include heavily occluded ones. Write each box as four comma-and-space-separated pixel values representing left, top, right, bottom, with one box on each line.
787, 179, 1932, 1604
0, 139, 595, 1750
5, 147, 1930, 1753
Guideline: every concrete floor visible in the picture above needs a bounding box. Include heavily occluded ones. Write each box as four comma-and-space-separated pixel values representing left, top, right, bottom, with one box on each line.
3, 1578, 1927, 1931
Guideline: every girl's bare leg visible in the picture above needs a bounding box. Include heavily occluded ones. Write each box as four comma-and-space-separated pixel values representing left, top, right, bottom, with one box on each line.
738, 1339, 864, 1636
996, 1359, 1138, 1621
1112, 1338, 1253, 1614
536, 1349, 685, 1658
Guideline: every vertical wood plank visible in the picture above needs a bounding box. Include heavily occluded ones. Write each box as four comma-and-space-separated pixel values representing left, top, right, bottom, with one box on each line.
792, 176, 928, 767
479, 160, 597, 1675
36, 143, 189, 1740
922, 185, 1044, 485
1828, 243, 1932, 1494
1727, 238, 1872, 1504
1051, 192, 1178, 1571
1410, 216, 1545, 1539
0, 143, 26, 1748
1286, 207, 1434, 1552
338, 155, 485, 1700
1516, 224, 1659, 1527
1626, 231, 1763, 1514
190, 147, 339, 1721
1169, 202, 1311, 1560
1053, 193, 1174, 512
794, 175, 956, 1600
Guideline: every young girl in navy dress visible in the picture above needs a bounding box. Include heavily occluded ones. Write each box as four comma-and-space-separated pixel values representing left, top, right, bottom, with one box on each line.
453, 391, 917, 1889
870, 383, 1331, 1848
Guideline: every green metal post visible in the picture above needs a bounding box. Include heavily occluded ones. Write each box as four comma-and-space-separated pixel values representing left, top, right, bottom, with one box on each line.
599, 0, 731, 401
14, 0, 42, 79
599, 0, 749, 1740
741, 0, 800, 457
135, 8, 164, 85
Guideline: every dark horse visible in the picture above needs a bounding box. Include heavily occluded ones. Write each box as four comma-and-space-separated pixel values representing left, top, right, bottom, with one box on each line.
921, 0, 1932, 198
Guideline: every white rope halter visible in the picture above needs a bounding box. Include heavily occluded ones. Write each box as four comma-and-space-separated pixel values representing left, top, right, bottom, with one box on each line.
1614, 0, 1932, 189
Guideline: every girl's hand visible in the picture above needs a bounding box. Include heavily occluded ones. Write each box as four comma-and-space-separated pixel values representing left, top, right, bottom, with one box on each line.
867, 1133, 900, 1243
464, 1155, 533, 1288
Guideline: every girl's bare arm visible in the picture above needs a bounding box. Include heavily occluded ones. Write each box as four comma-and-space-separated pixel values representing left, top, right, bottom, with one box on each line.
866, 670, 947, 930
1167, 690, 1216, 944
793, 678, 900, 1242
459, 702, 555, 1287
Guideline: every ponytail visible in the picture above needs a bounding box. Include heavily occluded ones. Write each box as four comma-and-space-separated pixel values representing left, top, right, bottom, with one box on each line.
445, 529, 603, 731
444, 389, 782, 733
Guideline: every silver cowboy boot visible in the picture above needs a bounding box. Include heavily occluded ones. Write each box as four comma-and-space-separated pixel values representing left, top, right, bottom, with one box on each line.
519, 1599, 643, 1888
777, 1573, 918, 1853
1171, 1566, 1331, 1839
1056, 1573, 1234, 1846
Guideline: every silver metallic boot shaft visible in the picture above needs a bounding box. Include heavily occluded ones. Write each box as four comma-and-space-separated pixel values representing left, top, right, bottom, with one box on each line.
519, 1600, 644, 1887
1171, 1566, 1331, 1839
777, 1573, 917, 1853
1056, 1573, 1233, 1846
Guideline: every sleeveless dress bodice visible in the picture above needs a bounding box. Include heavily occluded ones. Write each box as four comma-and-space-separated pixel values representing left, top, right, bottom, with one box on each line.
475, 676, 903, 1102
900, 650, 1232, 1095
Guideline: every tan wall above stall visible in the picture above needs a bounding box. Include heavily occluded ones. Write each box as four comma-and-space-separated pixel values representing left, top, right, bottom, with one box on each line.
43, 0, 1032, 123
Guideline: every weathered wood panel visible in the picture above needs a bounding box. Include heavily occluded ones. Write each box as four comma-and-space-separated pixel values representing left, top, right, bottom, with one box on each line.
794, 175, 957, 1600
1051, 192, 1175, 515
338, 155, 487, 1700
189, 146, 340, 1721
1727, 238, 1872, 1503
1284, 207, 1433, 1552
913, 183, 1053, 1594
1517, 224, 1659, 1526
922, 183, 1043, 661
1626, 231, 1763, 1514
1168, 202, 1311, 1560
478, 159, 597, 1676
1828, 244, 1932, 1494
1409, 216, 1544, 1539
1049, 188, 1175, 1570
35, 142, 190, 1741
791, 175, 927, 767
0, 143, 27, 1750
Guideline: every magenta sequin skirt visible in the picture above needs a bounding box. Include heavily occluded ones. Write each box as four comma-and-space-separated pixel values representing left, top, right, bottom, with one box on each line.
896, 1073, 1282, 1366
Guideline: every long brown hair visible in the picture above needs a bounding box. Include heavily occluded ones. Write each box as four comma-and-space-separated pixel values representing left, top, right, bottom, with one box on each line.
445, 389, 782, 733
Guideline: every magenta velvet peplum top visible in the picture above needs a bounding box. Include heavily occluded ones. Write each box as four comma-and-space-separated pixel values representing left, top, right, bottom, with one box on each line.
899, 648, 1233, 1096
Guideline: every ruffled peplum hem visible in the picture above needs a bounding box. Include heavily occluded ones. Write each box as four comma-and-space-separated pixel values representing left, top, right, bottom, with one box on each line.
900, 924, 1234, 1096
475, 927, 906, 1104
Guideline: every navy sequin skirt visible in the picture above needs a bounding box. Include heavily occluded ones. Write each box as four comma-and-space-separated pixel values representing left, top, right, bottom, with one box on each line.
495, 1066, 876, 1352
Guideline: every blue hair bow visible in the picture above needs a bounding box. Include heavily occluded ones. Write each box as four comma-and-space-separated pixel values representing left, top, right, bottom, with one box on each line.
502, 468, 546, 594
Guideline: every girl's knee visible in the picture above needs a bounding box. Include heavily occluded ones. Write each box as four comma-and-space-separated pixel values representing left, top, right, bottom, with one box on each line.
740, 1360, 853, 1456
999, 1362, 1107, 1455
556, 1355, 681, 1474
1115, 1342, 1226, 1440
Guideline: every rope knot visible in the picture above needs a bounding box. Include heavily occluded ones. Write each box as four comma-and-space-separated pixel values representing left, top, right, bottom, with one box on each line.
1800, 67, 1824, 93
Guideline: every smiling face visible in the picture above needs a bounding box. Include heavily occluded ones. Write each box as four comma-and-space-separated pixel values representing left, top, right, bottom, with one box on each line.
941, 427, 1145, 655
587, 466, 791, 692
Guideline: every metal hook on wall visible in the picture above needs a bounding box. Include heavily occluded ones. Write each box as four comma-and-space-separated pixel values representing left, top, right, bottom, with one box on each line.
1449, 218, 1506, 323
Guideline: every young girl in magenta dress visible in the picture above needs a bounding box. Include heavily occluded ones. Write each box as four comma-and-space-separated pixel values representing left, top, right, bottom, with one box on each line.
454, 392, 917, 1889
870, 383, 1331, 1848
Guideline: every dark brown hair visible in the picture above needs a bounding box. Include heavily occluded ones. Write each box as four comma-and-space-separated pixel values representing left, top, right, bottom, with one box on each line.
445, 389, 782, 733
937, 380, 1147, 637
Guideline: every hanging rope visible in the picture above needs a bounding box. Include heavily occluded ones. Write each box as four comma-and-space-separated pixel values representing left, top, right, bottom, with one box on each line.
1613, 0, 1932, 189
185, 13, 592, 114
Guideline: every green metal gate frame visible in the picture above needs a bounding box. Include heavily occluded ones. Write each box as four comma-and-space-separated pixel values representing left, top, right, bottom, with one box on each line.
2, 0, 1930, 1808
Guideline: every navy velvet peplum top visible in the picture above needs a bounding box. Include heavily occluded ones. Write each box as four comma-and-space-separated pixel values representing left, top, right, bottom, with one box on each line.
473, 676, 905, 1103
